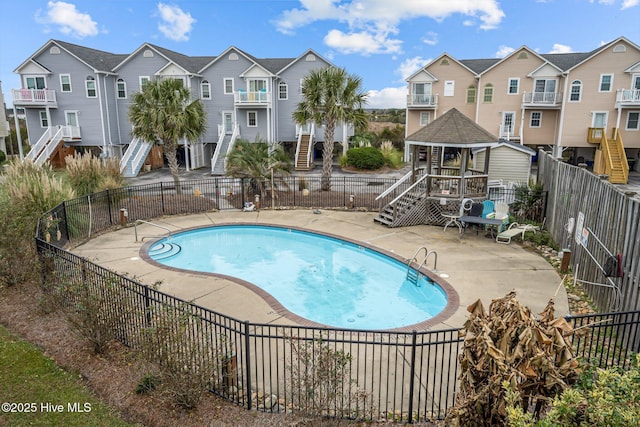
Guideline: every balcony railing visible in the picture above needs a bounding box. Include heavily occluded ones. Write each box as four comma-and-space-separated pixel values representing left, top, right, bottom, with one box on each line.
498, 125, 516, 140
406, 94, 438, 107
12, 89, 57, 107
522, 91, 562, 106
234, 90, 270, 105
616, 88, 640, 106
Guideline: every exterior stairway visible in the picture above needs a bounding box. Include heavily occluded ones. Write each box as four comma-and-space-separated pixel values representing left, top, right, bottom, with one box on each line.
211, 135, 232, 175
26, 126, 65, 166
295, 133, 313, 171
374, 174, 430, 227
120, 138, 152, 178
588, 127, 629, 184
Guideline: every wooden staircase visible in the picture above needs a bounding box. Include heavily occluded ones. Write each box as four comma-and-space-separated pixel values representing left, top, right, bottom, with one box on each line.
588, 127, 629, 184
295, 134, 313, 171
374, 174, 430, 227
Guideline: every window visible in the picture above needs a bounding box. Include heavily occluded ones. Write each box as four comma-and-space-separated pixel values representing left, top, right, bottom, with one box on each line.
530, 111, 542, 128
419, 112, 431, 126
508, 78, 519, 95
412, 82, 432, 103
26, 76, 46, 90
440, 58, 450, 65
85, 76, 96, 98
593, 112, 608, 129
466, 86, 476, 103
247, 111, 257, 127
39, 111, 48, 128
139, 76, 150, 90
570, 80, 582, 102
224, 78, 234, 94
483, 84, 494, 103
60, 74, 72, 92
278, 82, 288, 100
201, 80, 210, 99
599, 74, 613, 92
116, 79, 127, 99
444, 81, 455, 97
517, 51, 528, 59
626, 111, 639, 130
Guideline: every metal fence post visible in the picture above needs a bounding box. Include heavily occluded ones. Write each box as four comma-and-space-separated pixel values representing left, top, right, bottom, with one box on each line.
407, 330, 417, 424
244, 320, 252, 410
144, 285, 152, 325
160, 182, 165, 214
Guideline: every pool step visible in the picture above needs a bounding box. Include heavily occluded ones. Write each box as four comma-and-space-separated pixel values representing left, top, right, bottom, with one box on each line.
149, 242, 182, 260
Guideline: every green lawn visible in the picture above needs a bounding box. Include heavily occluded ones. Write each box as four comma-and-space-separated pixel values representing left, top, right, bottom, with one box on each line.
0, 324, 136, 426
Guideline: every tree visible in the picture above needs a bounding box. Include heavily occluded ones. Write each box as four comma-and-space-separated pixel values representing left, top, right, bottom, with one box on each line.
293, 67, 368, 191
225, 138, 292, 198
129, 78, 206, 190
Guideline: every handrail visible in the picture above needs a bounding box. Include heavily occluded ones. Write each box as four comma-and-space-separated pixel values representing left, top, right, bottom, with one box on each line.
119, 136, 140, 173
422, 250, 438, 271
406, 246, 428, 282
306, 123, 315, 167
134, 219, 172, 242
388, 173, 430, 207
375, 169, 415, 201
223, 124, 240, 171
34, 126, 64, 166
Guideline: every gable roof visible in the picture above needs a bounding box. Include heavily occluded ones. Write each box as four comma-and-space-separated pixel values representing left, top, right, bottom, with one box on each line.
405, 108, 498, 148
473, 140, 536, 156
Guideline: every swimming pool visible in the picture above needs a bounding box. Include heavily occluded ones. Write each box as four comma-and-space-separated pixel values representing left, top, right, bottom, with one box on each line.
145, 224, 454, 330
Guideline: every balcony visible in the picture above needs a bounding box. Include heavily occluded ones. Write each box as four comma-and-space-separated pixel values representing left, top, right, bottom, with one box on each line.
406, 94, 438, 108
521, 91, 562, 108
12, 89, 57, 107
616, 89, 640, 107
234, 90, 270, 106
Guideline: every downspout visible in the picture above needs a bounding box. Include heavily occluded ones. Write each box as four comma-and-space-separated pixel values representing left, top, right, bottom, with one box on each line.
13, 105, 24, 160
475, 75, 481, 123
520, 105, 525, 145
102, 73, 114, 157
95, 72, 108, 156
556, 72, 570, 158
114, 80, 122, 148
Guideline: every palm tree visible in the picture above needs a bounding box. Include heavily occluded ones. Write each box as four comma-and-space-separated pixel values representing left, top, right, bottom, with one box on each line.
225, 138, 292, 199
128, 78, 206, 190
293, 67, 368, 191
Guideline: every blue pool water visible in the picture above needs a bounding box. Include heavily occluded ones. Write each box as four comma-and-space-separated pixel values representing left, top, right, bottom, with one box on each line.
148, 225, 448, 330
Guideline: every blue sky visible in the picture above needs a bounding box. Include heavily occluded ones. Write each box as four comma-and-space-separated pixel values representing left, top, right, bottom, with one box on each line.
1, 0, 640, 109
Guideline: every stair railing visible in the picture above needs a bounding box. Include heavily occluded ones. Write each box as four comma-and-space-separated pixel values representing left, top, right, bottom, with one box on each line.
210, 124, 226, 173
34, 126, 64, 166
26, 127, 55, 161
611, 128, 629, 183
382, 173, 430, 223
119, 137, 140, 173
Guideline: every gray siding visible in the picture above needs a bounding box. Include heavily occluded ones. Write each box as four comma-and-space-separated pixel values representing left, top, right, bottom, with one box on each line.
475, 145, 532, 184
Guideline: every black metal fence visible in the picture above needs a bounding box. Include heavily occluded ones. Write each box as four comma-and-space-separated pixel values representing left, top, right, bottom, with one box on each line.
34, 176, 637, 423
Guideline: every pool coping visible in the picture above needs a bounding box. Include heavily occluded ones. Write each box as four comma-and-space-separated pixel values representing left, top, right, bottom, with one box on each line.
139, 222, 460, 333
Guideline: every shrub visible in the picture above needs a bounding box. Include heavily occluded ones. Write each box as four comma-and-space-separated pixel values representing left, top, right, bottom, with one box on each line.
345, 146, 385, 170
140, 303, 228, 409
379, 140, 404, 169
0, 161, 74, 287
65, 152, 125, 196
0, 150, 6, 163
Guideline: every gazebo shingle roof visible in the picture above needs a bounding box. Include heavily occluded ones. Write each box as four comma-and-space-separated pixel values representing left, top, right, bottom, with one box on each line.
405, 108, 498, 147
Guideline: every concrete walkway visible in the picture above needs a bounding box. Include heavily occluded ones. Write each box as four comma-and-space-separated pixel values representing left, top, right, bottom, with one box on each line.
72, 209, 568, 331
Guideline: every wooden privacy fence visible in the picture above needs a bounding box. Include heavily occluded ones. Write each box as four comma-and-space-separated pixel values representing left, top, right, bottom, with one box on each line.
538, 151, 640, 352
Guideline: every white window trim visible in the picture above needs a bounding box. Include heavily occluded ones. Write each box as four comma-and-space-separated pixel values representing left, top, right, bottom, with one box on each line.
116, 79, 127, 99
507, 78, 519, 95
592, 111, 609, 128
247, 111, 257, 127
443, 80, 455, 97
59, 74, 72, 92
224, 78, 234, 95
85, 77, 97, 98
39, 111, 48, 128
530, 111, 542, 128
201, 81, 211, 100
419, 112, 431, 126
599, 74, 613, 93
139, 76, 150, 90
278, 82, 288, 100
569, 80, 582, 102
25, 76, 46, 90
626, 111, 640, 131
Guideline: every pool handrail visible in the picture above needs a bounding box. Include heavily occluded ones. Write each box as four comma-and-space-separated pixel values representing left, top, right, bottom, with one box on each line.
134, 219, 172, 242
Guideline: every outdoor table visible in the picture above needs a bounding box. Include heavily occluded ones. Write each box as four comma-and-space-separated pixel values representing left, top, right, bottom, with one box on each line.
459, 216, 504, 238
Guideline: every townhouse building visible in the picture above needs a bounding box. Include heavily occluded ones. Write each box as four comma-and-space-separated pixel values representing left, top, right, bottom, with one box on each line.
405, 36, 640, 184
12, 40, 350, 175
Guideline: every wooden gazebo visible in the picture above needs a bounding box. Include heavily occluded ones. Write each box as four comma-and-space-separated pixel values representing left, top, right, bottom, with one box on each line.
375, 108, 499, 227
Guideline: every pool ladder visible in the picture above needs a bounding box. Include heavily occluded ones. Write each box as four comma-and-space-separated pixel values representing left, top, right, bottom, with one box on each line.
406, 246, 438, 286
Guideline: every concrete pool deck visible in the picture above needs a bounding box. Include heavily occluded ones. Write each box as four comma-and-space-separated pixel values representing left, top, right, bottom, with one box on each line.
72, 209, 569, 330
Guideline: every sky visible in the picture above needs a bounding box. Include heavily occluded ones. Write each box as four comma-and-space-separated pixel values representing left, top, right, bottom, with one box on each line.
1, 0, 640, 109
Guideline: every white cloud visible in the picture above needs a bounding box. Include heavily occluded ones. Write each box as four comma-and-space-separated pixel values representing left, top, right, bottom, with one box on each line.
324, 28, 402, 55
621, 0, 639, 9
35, 1, 98, 38
397, 56, 430, 80
495, 45, 515, 58
157, 3, 196, 42
548, 43, 574, 53
274, 0, 505, 55
367, 86, 408, 109
422, 32, 438, 46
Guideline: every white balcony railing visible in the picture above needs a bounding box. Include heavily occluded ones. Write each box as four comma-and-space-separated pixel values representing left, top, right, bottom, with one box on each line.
522, 91, 562, 105
499, 125, 515, 140
616, 89, 640, 105
62, 125, 81, 139
12, 89, 57, 106
407, 94, 438, 107
234, 90, 270, 104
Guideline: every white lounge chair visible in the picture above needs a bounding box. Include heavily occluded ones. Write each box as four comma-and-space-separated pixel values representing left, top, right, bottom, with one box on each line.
496, 223, 538, 244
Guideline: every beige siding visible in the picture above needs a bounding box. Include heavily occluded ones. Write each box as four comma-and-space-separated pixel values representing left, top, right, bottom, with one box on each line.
475, 145, 531, 184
